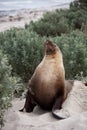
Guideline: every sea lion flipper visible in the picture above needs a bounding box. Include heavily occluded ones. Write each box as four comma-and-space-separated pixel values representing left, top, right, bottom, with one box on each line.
21, 90, 36, 112
52, 96, 64, 119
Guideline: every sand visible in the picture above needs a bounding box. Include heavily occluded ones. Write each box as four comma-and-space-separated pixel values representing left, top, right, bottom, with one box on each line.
1, 81, 87, 130
1, 99, 87, 130
0, 5, 69, 32
0, 9, 45, 32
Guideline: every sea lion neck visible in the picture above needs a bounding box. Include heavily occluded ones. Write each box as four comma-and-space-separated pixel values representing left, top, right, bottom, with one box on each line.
45, 52, 57, 59
44, 52, 63, 63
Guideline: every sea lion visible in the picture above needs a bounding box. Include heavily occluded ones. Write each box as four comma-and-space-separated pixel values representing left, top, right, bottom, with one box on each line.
20, 40, 66, 116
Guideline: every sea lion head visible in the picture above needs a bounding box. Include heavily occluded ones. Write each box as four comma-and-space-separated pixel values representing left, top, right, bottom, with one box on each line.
44, 40, 60, 55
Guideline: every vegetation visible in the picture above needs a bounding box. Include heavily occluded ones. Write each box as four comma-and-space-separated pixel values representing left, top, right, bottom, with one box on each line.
0, 29, 44, 81
27, 8, 87, 36
0, 0, 87, 127
70, 0, 87, 10
0, 50, 24, 127
0, 29, 87, 82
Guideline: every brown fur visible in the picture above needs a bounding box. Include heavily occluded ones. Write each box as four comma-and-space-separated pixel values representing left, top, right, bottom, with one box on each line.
20, 40, 66, 112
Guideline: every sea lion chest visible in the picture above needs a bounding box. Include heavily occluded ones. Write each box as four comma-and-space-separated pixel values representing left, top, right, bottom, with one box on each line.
29, 56, 65, 108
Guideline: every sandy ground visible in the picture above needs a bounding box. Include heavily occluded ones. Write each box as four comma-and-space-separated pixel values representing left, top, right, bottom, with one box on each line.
1, 98, 87, 130
0, 9, 45, 32
1, 81, 87, 130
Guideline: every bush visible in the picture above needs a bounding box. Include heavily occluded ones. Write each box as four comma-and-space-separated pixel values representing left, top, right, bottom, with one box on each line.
28, 10, 69, 36
0, 29, 44, 81
67, 9, 87, 30
70, 0, 87, 10
0, 29, 87, 81
0, 50, 23, 127
27, 9, 87, 36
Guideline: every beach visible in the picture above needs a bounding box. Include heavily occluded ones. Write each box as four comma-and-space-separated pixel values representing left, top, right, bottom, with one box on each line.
0, 0, 73, 32
0, 6, 69, 32
0, 9, 46, 32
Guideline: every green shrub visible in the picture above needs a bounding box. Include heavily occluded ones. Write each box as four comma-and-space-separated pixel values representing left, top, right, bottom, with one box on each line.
70, 0, 87, 10
0, 29, 44, 81
28, 10, 69, 36
0, 50, 23, 127
0, 29, 87, 81
67, 9, 87, 29
27, 9, 87, 36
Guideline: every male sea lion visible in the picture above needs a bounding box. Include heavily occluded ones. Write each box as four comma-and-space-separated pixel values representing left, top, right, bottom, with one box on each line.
20, 40, 66, 117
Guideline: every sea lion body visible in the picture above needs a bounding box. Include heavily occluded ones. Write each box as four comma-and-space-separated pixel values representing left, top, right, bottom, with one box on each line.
20, 40, 66, 112
29, 48, 65, 110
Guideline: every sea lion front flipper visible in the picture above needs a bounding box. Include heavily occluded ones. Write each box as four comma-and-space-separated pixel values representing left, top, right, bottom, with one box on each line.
52, 95, 64, 119
19, 90, 36, 112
